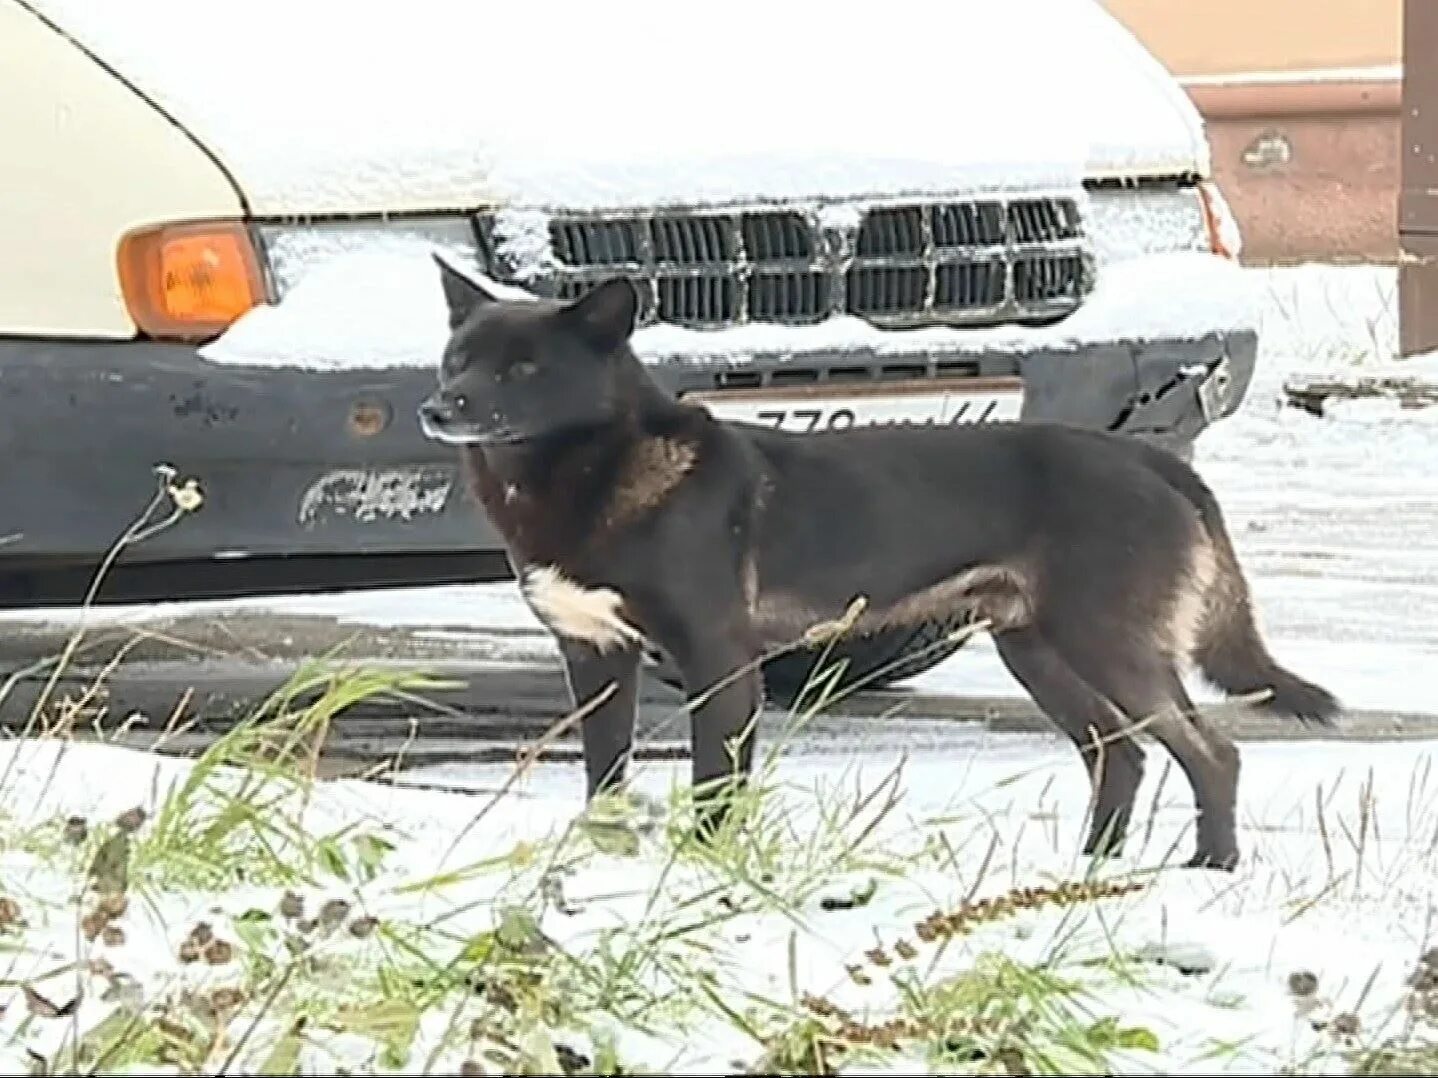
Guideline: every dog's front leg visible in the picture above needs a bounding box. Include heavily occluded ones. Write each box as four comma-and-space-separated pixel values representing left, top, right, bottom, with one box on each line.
558, 639, 641, 799
673, 637, 763, 840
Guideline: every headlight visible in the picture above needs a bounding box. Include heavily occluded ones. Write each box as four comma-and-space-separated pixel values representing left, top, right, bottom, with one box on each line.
255, 216, 483, 298
1083, 183, 1221, 268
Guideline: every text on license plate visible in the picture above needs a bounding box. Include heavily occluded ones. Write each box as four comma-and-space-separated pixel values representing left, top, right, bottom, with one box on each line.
686, 379, 1024, 434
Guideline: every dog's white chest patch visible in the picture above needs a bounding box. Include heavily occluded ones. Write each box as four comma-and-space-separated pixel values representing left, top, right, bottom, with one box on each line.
520, 565, 643, 652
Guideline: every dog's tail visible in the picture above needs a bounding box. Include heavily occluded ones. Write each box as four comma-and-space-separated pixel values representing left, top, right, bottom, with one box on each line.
1192, 574, 1340, 723
1143, 444, 1341, 725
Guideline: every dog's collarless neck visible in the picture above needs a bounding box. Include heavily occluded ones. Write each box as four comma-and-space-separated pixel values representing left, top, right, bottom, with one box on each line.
462, 422, 623, 490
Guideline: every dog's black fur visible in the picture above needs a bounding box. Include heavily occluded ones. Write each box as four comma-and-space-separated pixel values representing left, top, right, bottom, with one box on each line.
420, 256, 1340, 870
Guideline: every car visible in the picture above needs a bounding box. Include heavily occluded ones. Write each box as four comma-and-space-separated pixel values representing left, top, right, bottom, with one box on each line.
0, 0, 1257, 702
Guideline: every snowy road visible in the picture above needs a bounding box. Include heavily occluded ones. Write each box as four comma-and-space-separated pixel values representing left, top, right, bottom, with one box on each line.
1, 266, 1434, 757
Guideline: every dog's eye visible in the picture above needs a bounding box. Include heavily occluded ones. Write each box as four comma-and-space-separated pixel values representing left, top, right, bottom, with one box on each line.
452, 394, 468, 410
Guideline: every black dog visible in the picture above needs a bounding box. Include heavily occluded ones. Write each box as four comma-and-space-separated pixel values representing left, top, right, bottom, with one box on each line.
419, 256, 1339, 870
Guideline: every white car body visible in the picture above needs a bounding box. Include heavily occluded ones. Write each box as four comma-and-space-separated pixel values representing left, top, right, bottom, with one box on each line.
3, 0, 1243, 341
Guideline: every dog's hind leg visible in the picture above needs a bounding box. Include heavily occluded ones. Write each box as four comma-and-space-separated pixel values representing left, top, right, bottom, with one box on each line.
1131, 673, 1241, 871
1157, 670, 1241, 871
559, 640, 641, 799
993, 627, 1146, 859
1063, 646, 1241, 871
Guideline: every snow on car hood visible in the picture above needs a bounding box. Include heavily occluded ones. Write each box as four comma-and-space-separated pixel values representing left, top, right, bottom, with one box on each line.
31, 0, 1207, 215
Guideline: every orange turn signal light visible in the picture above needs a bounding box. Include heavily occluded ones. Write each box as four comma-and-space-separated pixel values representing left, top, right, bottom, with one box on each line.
117, 220, 265, 340
1197, 181, 1240, 261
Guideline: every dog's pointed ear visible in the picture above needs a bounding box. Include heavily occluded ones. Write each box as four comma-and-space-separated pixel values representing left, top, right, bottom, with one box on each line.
434, 253, 497, 330
562, 278, 638, 351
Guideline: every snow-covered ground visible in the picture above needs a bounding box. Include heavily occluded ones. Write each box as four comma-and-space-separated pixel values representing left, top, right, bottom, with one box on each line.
5, 724, 1438, 1074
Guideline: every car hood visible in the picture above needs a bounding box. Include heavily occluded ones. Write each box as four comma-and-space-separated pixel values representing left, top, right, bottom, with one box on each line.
31, 0, 1208, 215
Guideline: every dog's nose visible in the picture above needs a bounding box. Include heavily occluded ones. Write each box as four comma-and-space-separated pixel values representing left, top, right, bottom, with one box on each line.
418, 397, 452, 424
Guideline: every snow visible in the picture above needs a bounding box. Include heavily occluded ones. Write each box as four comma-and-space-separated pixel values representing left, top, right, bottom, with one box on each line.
200, 249, 452, 371
816, 203, 865, 234
1085, 185, 1210, 267
489, 209, 558, 284
1384, 350, 1438, 379
1292, 350, 1438, 387
1250, 263, 1400, 368
198, 247, 546, 371
6, 732, 1438, 1073
199, 247, 1255, 371
31, 0, 1204, 215
258, 219, 481, 297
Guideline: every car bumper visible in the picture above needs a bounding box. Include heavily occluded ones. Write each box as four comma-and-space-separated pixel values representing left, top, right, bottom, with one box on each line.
0, 321, 1255, 598
645, 328, 1255, 458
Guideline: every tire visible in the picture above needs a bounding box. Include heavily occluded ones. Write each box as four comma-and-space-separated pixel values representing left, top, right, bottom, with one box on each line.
761, 616, 971, 707
646, 614, 972, 710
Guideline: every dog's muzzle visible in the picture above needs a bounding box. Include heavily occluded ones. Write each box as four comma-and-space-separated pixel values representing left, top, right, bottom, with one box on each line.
417, 397, 452, 425
417, 398, 475, 444
417, 398, 520, 446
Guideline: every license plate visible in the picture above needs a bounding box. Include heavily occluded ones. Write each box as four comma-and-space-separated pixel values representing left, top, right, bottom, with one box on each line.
684, 377, 1024, 434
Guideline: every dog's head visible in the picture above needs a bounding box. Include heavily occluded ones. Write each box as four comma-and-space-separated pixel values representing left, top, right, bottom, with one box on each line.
418, 255, 640, 446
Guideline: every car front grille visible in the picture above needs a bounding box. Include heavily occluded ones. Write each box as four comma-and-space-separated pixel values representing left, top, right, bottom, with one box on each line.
474, 195, 1092, 332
